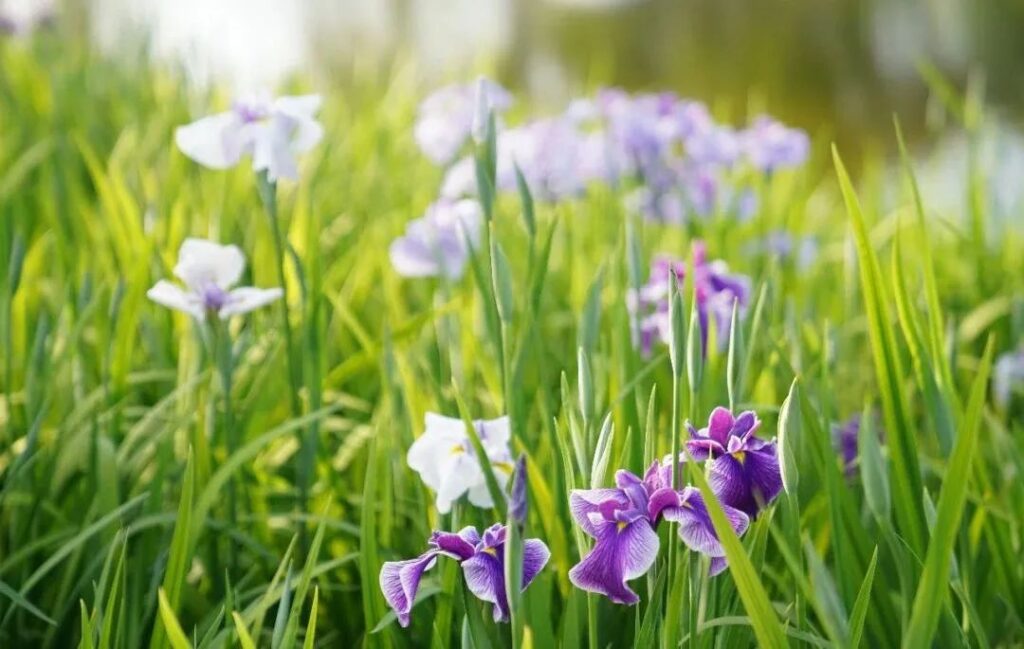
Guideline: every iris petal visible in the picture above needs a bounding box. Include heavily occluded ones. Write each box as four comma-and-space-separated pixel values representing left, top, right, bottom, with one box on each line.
568, 518, 659, 605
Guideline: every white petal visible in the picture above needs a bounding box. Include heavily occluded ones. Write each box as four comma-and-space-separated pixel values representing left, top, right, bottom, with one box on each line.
219, 287, 283, 318
174, 238, 246, 291
274, 94, 324, 153
147, 280, 203, 320
251, 119, 299, 182
273, 94, 322, 120
436, 454, 481, 514
389, 235, 440, 278
174, 112, 246, 170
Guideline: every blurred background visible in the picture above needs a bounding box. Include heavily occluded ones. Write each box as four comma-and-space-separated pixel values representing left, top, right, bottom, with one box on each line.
5, 0, 1024, 215
79, 0, 1022, 150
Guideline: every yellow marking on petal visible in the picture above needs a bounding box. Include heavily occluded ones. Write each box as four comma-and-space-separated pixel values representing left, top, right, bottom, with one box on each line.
616, 521, 628, 532
483, 547, 499, 557
451, 445, 465, 455
734, 450, 746, 464
492, 461, 514, 473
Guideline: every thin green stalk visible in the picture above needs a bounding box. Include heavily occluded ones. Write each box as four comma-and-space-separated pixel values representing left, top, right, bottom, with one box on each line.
213, 318, 238, 574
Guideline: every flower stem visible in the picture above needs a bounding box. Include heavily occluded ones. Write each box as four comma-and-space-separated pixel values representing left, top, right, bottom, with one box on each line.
212, 318, 237, 574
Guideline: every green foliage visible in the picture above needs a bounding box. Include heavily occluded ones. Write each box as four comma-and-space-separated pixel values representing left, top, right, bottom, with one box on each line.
1, 27, 1022, 649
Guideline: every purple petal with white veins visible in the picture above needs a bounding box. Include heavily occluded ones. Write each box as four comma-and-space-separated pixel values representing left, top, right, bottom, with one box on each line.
462, 550, 510, 622
685, 438, 723, 461
569, 488, 627, 538
568, 518, 659, 605
522, 539, 551, 588
664, 488, 749, 557
379, 551, 438, 628
744, 445, 783, 510
708, 556, 729, 577
708, 445, 783, 518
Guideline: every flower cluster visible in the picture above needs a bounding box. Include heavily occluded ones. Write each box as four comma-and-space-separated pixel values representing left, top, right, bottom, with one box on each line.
406, 413, 514, 514
380, 524, 550, 627
148, 238, 282, 321
417, 84, 808, 218
570, 407, 781, 604
627, 240, 751, 356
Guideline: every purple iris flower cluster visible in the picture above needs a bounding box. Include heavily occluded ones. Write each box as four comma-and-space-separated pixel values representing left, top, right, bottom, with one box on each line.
379, 523, 550, 627
627, 240, 751, 356
569, 407, 781, 604
417, 83, 808, 221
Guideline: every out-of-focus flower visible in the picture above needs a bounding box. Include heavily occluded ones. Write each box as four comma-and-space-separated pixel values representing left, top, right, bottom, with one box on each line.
0, 0, 54, 36
747, 231, 818, 269
415, 78, 511, 166
406, 413, 514, 514
685, 407, 782, 518
994, 348, 1024, 407
175, 92, 323, 182
389, 199, 482, 280
627, 241, 751, 356
830, 414, 863, 478
568, 462, 749, 603
147, 238, 282, 321
742, 115, 810, 172
380, 523, 550, 627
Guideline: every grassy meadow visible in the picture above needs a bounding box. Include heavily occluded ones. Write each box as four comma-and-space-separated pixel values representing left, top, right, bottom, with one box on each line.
2, 20, 1024, 649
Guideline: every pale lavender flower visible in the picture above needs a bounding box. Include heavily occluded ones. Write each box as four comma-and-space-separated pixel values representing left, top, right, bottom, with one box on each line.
389, 199, 483, 280
415, 78, 511, 166
406, 413, 514, 514
568, 463, 750, 604
742, 115, 810, 172
147, 238, 282, 321
380, 523, 550, 627
175, 92, 323, 182
994, 348, 1024, 407
627, 241, 751, 356
685, 407, 782, 518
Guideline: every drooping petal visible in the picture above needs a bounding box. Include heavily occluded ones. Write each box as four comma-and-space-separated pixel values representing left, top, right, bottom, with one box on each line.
461, 550, 510, 622
379, 551, 438, 628
708, 556, 728, 577
522, 539, 551, 588
569, 489, 627, 538
568, 518, 659, 605
251, 118, 300, 182
219, 287, 283, 318
743, 445, 783, 510
685, 438, 724, 461
174, 238, 246, 291
708, 445, 783, 518
465, 462, 511, 510
663, 487, 749, 557
147, 280, 204, 320
273, 94, 324, 153
435, 453, 481, 514
175, 112, 246, 170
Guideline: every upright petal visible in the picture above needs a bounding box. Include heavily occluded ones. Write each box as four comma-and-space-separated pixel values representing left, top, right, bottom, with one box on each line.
175, 112, 246, 170
431, 530, 476, 561
707, 406, 735, 444
647, 487, 681, 524
569, 489, 627, 538
174, 238, 246, 291
522, 539, 551, 588
379, 551, 438, 628
461, 551, 510, 622
219, 287, 283, 318
568, 519, 659, 605
147, 280, 203, 320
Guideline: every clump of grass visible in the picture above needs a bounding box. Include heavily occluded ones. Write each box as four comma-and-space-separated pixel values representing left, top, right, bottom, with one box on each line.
2, 20, 1024, 649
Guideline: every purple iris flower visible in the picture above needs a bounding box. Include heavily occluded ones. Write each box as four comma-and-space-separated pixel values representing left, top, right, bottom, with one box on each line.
380, 523, 550, 627
831, 414, 861, 477
686, 407, 782, 518
626, 241, 751, 357
568, 463, 750, 603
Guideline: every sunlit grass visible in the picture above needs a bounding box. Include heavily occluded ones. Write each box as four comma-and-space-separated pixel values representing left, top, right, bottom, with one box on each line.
2, 24, 1023, 649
